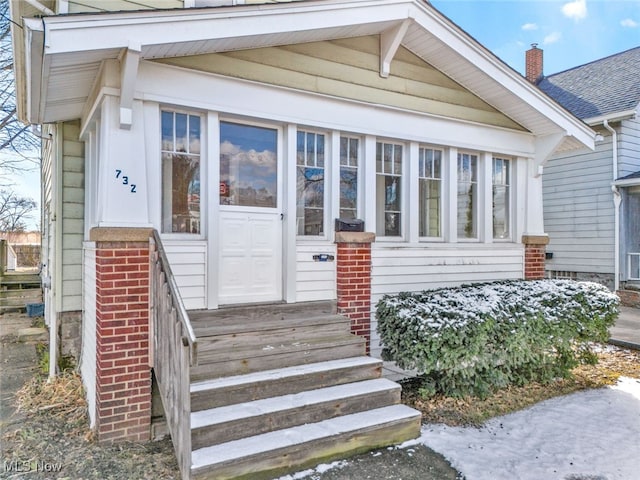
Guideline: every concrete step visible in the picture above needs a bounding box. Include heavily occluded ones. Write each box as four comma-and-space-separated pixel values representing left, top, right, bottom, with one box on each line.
0, 288, 42, 307
191, 378, 400, 449
190, 335, 366, 381
190, 404, 422, 480
190, 356, 382, 411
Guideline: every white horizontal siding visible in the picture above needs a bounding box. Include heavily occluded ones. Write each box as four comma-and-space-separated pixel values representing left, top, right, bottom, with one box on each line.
61, 121, 85, 312
371, 245, 523, 299
543, 135, 615, 275
81, 243, 97, 428
370, 244, 523, 357
618, 117, 640, 178
163, 240, 207, 310
68, 0, 183, 13
296, 243, 336, 302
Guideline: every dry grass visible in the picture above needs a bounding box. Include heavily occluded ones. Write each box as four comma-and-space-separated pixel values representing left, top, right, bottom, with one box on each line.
15, 371, 89, 436
3, 371, 179, 479
401, 344, 640, 427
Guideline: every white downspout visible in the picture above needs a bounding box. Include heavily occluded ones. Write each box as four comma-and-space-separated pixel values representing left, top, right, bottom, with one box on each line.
603, 120, 621, 291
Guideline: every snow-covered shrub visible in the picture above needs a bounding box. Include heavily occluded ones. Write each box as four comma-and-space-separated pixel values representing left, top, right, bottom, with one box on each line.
376, 279, 619, 398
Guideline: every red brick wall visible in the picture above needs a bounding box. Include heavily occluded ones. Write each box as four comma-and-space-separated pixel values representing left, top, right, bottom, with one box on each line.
94, 240, 151, 442
336, 241, 372, 353
617, 289, 640, 308
526, 45, 543, 83
524, 243, 546, 280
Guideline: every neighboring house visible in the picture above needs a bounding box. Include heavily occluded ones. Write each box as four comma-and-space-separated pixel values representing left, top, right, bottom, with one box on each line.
530, 46, 640, 294
10, 0, 594, 478
0, 231, 41, 269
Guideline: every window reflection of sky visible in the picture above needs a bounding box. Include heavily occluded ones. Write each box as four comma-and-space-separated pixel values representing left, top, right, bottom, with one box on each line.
162, 112, 201, 154
219, 122, 278, 207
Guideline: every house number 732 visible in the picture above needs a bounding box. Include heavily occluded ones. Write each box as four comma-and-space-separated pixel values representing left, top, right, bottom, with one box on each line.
115, 169, 137, 193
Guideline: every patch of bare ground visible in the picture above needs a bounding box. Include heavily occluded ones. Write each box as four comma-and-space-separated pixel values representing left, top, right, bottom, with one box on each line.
2, 371, 178, 479
401, 344, 640, 427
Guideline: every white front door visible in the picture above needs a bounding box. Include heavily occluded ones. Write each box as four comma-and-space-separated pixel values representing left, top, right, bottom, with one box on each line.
217, 121, 282, 305
218, 211, 282, 303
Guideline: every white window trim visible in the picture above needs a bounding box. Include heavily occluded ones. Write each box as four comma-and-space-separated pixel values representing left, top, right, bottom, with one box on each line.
417, 143, 445, 243
456, 150, 481, 243
159, 106, 207, 240
218, 116, 283, 215
336, 133, 363, 222
295, 126, 331, 241
491, 155, 515, 243
375, 139, 406, 241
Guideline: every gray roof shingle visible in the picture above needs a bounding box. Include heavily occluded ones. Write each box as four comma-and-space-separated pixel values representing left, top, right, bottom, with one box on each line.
537, 47, 640, 120
617, 170, 640, 182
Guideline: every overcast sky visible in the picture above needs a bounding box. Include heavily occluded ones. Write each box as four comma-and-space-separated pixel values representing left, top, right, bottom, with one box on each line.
431, 0, 640, 76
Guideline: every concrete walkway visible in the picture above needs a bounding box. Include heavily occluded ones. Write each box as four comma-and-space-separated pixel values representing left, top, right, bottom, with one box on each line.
610, 306, 640, 350
0, 312, 42, 461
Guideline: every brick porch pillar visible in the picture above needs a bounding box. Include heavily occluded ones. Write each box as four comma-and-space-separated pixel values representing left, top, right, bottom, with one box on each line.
91, 227, 153, 442
522, 234, 549, 280
335, 232, 375, 354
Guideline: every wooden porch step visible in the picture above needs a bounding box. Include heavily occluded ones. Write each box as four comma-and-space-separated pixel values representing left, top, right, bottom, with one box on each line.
190, 405, 422, 480
191, 378, 400, 449
193, 314, 351, 345
189, 300, 337, 329
190, 356, 382, 411
190, 335, 366, 381
181, 301, 420, 479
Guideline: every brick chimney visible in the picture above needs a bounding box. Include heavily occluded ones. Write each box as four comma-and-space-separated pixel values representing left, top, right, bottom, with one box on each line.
525, 43, 543, 84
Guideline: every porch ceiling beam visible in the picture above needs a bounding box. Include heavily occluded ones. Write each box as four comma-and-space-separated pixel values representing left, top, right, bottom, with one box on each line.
379, 19, 411, 78
119, 44, 141, 130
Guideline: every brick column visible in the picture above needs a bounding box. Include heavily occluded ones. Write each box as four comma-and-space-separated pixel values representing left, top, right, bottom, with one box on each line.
522, 234, 549, 280
91, 227, 153, 442
335, 232, 375, 354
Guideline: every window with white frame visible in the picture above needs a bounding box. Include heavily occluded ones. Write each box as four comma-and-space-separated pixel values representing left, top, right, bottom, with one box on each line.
492, 157, 511, 239
339, 136, 359, 220
419, 147, 443, 238
376, 141, 403, 237
296, 130, 325, 236
457, 152, 478, 239
161, 110, 201, 234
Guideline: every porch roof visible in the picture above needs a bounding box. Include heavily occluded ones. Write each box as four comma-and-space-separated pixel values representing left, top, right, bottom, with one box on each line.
13, 0, 594, 155
614, 171, 640, 188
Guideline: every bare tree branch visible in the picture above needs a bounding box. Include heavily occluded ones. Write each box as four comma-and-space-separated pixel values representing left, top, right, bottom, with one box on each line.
0, 0, 40, 176
0, 189, 36, 232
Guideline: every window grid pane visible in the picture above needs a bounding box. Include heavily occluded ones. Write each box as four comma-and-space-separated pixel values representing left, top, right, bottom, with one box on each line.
376, 142, 403, 236
457, 152, 478, 239
161, 111, 201, 234
340, 137, 359, 220
297, 130, 326, 236
493, 157, 511, 239
419, 147, 442, 237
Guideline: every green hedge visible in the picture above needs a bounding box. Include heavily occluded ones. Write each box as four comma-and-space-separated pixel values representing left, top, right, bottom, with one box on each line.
376, 280, 619, 398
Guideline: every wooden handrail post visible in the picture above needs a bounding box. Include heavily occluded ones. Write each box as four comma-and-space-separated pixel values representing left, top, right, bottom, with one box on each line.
0, 239, 7, 279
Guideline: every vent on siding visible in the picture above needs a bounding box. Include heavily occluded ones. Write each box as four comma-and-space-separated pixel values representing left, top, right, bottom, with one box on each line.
547, 270, 577, 280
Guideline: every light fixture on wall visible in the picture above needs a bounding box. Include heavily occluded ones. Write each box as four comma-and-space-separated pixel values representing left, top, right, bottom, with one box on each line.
595, 133, 605, 142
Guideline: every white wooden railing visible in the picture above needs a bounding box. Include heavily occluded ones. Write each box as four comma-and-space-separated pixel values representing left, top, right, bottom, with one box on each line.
628, 253, 640, 281
149, 230, 197, 480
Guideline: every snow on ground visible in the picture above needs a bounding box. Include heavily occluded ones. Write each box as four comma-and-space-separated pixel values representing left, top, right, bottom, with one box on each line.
278, 377, 640, 480
420, 377, 640, 480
